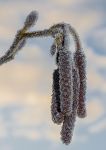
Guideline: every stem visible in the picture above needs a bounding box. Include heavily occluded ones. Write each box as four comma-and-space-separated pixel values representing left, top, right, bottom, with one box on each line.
23, 29, 52, 38
69, 26, 81, 51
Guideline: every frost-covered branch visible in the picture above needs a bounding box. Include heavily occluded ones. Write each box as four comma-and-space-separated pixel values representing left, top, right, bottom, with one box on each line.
0, 10, 87, 145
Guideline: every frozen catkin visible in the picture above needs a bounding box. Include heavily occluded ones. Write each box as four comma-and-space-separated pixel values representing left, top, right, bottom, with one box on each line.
60, 62, 80, 145
69, 25, 87, 118
58, 50, 73, 115
58, 25, 73, 116
74, 50, 87, 118
51, 68, 64, 124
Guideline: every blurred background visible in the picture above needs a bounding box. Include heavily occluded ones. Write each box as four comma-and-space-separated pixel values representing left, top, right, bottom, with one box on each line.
0, 0, 106, 150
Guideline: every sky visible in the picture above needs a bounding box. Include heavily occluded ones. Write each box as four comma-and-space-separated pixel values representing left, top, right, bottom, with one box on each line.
0, 0, 106, 150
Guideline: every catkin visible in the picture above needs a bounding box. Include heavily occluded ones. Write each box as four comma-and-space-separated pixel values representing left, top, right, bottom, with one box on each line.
58, 50, 73, 116
57, 24, 73, 116
69, 25, 87, 118
60, 62, 80, 145
51, 68, 64, 124
74, 50, 87, 118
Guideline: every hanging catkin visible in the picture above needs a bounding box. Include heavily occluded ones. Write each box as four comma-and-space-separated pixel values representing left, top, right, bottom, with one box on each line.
74, 50, 87, 118
51, 68, 64, 124
58, 50, 73, 115
58, 24, 73, 116
69, 25, 87, 118
60, 61, 80, 145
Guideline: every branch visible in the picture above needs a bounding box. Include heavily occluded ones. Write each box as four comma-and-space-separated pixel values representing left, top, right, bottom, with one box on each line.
0, 10, 38, 65
0, 10, 87, 145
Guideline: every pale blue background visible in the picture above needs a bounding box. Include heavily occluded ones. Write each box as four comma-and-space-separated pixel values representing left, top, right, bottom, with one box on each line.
0, 0, 106, 150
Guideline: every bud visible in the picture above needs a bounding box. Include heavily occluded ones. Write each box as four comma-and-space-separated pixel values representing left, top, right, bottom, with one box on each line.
50, 43, 56, 56
24, 11, 38, 29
